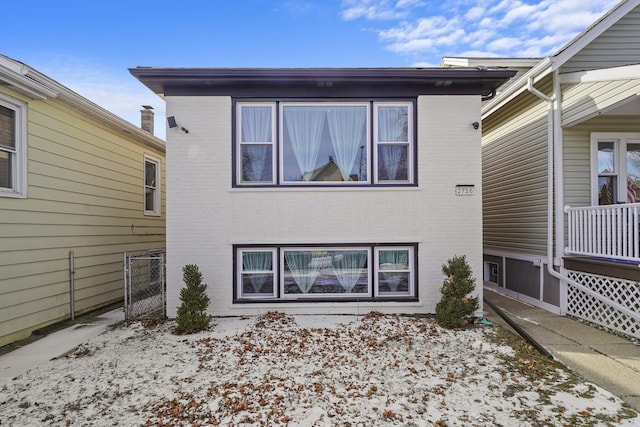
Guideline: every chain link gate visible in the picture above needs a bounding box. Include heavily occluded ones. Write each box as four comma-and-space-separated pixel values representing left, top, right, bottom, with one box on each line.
124, 250, 165, 320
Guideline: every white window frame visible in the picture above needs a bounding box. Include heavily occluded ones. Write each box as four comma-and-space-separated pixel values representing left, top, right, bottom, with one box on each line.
0, 94, 27, 198
144, 154, 161, 216
591, 133, 640, 205
373, 102, 414, 184
236, 102, 276, 185
374, 246, 415, 297
237, 248, 277, 299
279, 102, 371, 185
280, 246, 371, 299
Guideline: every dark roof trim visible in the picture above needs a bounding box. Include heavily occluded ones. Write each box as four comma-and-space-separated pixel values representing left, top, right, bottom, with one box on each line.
129, 67, 516, 98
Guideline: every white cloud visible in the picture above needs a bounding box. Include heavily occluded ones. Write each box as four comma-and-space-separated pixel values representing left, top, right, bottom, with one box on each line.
342, 0, 622, 65
340, 0, 421, 21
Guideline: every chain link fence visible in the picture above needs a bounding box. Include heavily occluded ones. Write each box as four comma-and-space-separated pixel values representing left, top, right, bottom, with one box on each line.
124, 250, 165, 320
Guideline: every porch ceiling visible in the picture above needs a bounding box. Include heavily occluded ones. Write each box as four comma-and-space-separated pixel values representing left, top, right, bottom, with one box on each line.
601, 94, 640, 116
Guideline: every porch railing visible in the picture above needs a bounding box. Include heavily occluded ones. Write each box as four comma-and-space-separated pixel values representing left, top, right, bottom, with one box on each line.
565, 203, 640, 262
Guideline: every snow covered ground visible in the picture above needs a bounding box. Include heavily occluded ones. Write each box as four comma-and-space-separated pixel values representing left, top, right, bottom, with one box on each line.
1, 311, 638, 426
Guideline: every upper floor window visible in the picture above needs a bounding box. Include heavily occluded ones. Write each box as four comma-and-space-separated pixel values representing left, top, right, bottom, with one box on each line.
144, 154, 161, 215
235, 100, 414, 186
0, 94, 27, 198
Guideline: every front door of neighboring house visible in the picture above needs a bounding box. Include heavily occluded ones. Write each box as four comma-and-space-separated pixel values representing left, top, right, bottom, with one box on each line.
592, 133, 640, 205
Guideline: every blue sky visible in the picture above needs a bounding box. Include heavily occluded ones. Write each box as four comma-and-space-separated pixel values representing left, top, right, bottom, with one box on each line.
3, 0, 619, 139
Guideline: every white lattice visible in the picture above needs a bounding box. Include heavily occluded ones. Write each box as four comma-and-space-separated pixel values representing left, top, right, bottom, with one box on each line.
566, 270, 640, 339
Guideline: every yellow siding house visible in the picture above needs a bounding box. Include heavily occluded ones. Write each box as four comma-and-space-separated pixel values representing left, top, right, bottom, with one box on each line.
0, 55, 166, 346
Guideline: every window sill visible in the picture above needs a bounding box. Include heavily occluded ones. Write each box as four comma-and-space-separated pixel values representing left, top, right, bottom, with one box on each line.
232, 298, 420, 305
0, 190, 27, 199
230, 185, 421, 193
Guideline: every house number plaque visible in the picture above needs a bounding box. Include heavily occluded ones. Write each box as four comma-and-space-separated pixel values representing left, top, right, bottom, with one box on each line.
455, 184, 475, 196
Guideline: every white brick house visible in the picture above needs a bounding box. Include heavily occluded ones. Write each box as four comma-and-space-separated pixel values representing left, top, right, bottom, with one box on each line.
130, 68, 514, 317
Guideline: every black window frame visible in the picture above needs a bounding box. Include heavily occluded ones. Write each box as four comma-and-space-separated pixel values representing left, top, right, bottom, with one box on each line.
233, 243, 419, 303
232, 98, 418, 188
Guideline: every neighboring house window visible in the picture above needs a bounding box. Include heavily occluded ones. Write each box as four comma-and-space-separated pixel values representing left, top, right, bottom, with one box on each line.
144, 155, 161, 215
0, 94, 27, 198
235, 244, 416, 301
592, 133, 640, 205
235, 101, 414, 186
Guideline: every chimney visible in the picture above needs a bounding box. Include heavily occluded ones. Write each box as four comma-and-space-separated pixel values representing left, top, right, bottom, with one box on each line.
140, 105, 154, 135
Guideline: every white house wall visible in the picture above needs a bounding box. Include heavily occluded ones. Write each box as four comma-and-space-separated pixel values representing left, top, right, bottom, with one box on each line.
165, 95, 483, 317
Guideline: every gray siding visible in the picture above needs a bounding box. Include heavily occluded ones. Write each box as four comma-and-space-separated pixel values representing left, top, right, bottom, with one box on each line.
562, 6, 640, 73
563, 116, 640, 209
482, 85, 550, 256
562, 79, 640, 127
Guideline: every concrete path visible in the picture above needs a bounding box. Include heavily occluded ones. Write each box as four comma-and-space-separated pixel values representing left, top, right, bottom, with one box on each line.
483, 288, 640, 411
0, 309, 123, 386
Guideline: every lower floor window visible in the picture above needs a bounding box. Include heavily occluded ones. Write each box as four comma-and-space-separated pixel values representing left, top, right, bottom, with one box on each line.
236, 244, 416, 301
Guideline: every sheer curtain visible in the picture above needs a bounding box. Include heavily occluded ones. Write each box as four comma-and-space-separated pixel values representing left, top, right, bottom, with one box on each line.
242, 252, 272, 293
285, 251, 322, 293
378, 106, 408, 181
330, 250, 367, 292
284, 106, 325, 180
378, 146, 403, 181
242, 106, 272, 181
379, 250, 408, 292
327, 106, 366, 181
378, 106, 407, 142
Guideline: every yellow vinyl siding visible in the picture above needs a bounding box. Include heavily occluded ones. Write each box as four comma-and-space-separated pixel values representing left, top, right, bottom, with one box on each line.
0, 84, 165, 346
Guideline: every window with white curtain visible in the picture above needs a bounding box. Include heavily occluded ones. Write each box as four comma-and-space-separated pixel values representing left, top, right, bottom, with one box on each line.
238, 104, 275, 184
375, 104, 411, 183
375, 247, 414, 296
238, 249, 276, 298
235, 100, 414, 186
234, 244, 416, 301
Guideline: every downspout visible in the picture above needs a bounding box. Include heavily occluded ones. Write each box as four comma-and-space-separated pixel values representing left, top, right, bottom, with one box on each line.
528, 74, 638, 320
527, 74, 570, 314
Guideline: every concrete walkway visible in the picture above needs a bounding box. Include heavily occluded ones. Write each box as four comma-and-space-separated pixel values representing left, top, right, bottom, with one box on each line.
0, 308, 123, 386
483, 288, 640, 411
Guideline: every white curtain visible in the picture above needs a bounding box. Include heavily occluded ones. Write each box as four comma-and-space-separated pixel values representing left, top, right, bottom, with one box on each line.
378, 145, 403, 181
327, 106, 366, 181
379, 250, 408, 292
242, 252, 272, 293
284, 106, 325, 180
242, 146, 270, 182
378, 106, 407, 181
242, 106, 272, 181
285, 251, 323, 293
331, 250, 367, 292
242, 106, 272, 142
378, 106, 407, 142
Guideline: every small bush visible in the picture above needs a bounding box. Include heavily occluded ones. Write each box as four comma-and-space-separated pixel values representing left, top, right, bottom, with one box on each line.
435, 255, 479, 329
175, 264, 212, 334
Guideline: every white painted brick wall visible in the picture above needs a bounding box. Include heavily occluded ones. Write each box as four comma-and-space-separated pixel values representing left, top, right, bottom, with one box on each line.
165, 95, 483, 317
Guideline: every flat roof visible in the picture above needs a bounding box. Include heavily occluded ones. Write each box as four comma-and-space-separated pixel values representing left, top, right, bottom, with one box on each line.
129, 67, 516, 98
